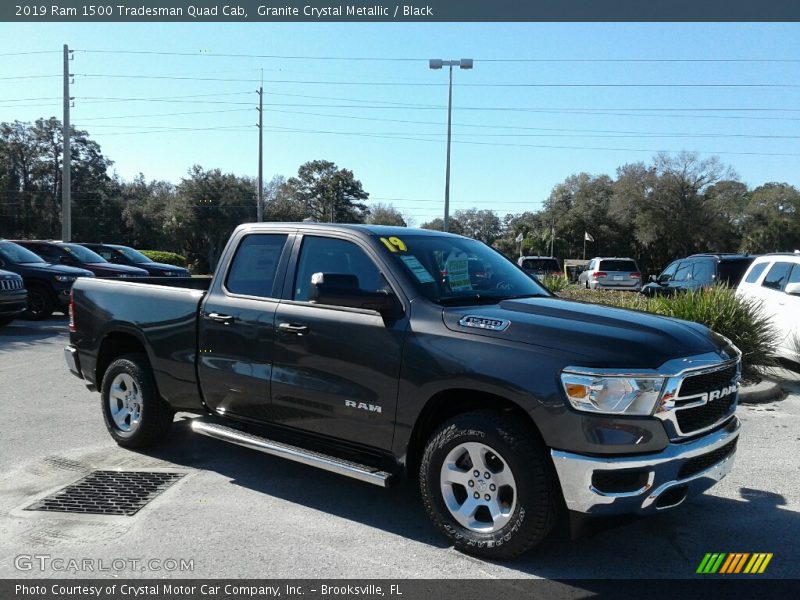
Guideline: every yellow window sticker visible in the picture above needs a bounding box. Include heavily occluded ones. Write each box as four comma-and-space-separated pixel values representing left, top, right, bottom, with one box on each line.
380, 236, 407, 253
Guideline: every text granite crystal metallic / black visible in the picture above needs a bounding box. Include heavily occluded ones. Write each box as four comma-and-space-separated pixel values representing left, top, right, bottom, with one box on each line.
64, 223, 742, 560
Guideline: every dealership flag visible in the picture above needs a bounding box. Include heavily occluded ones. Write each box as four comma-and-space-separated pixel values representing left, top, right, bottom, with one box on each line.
584, 231, 594, 242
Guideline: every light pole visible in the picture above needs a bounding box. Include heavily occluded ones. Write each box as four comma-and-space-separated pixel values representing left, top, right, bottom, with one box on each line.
429, 58, 472, 232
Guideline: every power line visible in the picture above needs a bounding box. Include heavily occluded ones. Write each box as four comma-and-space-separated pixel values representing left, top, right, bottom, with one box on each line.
77, 108, 253, 121
73, 49, 800, 63
72, 73, 800, 88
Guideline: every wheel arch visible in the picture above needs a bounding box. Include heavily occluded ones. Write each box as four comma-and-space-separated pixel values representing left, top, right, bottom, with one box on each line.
404, 388, 545, 478
95, 330, 151, 388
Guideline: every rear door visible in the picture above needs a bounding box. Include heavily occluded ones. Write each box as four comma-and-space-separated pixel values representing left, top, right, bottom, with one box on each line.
688, 258, 715, 290
759, 261, 796, 357
270, 233, 407, 451
197, 232, 292, 422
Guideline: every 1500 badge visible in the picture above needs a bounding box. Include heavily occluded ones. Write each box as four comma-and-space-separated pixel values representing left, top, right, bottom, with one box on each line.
458, 316, 511, 332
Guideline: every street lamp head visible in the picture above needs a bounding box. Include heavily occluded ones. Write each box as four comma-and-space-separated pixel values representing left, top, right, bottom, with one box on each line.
459, 59, 474, 70
429, 59, 443, 69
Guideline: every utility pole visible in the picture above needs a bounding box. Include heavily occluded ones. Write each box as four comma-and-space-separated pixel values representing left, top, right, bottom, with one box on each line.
256, 79, 263, 222
62, 44, 72, 242
549, 220, 555, 257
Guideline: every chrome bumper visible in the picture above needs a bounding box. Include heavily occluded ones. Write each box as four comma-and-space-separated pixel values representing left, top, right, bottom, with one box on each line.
552, 416, 740, 515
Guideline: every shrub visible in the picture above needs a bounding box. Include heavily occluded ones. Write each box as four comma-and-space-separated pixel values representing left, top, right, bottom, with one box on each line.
539, 274, 570, 293
139, 250, 188, 268
557, 285, 778, 377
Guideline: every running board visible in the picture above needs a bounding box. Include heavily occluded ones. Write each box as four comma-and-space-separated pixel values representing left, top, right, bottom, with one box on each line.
191, 419, 394, 487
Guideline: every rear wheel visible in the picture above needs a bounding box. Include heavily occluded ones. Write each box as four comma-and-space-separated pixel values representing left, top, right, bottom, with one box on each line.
101, 353, 174, 448
24, 284, 54, 320
420, 411, 558, 560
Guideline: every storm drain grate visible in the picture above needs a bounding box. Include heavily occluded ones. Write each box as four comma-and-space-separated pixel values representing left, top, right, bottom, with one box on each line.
25, 470, 185, 516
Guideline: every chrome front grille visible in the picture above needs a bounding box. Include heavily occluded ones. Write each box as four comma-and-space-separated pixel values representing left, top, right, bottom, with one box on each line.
656, 359, 741, 439
0, 278, 24, 291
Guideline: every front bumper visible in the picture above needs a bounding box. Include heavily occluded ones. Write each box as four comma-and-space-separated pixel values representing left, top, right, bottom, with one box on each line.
552, 416, 739, 515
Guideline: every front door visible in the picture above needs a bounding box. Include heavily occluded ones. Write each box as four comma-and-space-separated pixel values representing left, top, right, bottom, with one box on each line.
270, 234, 406, 451
197, 232, 290, 422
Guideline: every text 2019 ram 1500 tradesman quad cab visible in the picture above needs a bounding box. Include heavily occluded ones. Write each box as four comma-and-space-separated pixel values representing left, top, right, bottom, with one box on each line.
65, 224, 742, 559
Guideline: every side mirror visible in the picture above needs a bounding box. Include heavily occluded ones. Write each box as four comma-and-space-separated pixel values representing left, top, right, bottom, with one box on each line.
309, 272, 398, 314
785, 282, 800, 296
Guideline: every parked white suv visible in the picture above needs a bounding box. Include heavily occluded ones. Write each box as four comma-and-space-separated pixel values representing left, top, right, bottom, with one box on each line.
736, 252, 800, 365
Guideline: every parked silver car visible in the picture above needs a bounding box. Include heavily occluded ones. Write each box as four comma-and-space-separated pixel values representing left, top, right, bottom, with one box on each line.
578, 257, 642, 290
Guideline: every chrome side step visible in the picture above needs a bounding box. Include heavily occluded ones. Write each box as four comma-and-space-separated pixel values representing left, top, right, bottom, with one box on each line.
191, 419, 394, 487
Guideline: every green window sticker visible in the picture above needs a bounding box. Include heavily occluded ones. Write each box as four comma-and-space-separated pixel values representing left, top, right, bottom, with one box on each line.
400, 255, 435, 283
446, 258, 472, 291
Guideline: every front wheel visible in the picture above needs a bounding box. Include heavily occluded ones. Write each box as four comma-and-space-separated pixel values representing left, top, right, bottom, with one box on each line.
419, 411, 558, 560
101, 353, 174, 448
24, 284, 54, 320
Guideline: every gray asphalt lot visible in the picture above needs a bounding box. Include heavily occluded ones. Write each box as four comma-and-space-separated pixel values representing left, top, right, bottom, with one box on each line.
1, 318, 799, 579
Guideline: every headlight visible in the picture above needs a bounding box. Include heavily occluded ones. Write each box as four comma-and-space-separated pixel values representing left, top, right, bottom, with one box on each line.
53, 275, 77, 283
560, 372, 665, 415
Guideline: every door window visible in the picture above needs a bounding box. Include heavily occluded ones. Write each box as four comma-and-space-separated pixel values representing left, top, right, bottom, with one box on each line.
691, 260, 715, 283
225, 234, 288, 298
787, 264, 800, 287
294, 236, 385, 301
762, 262, 793, 292
673, 262, 692, 282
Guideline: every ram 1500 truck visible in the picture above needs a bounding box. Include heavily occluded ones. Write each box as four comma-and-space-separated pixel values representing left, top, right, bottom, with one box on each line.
65, 224, 742, 559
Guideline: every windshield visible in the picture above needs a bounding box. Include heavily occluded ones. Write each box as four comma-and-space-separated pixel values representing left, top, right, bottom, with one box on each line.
116, 246, 153, 263
0, 241, 46, 264
62, 243, 107, 263
379, 234, 549, 305
521, 258, 560, 272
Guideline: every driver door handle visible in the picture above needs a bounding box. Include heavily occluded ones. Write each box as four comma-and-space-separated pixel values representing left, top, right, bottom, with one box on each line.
277, 322, 309, 336
205, 312, 235, 324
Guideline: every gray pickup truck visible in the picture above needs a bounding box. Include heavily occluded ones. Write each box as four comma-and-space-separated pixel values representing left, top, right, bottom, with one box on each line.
65, 223, 741, 559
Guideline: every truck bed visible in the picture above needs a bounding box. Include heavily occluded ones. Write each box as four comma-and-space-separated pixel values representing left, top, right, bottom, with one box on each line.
70, 277, 211, 411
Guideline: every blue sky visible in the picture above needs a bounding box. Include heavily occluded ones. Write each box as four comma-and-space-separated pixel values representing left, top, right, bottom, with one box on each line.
1, 22, 799, 224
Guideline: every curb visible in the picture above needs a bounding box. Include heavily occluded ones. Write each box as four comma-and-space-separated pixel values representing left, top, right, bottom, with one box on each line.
738, 379, 783, 404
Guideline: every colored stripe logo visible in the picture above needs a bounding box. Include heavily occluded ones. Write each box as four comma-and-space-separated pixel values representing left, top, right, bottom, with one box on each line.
697, 553, 773, 574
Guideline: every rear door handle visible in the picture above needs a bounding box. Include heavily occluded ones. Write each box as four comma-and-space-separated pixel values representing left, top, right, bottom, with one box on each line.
205, 312, 235, 324
277, 322, 309, 336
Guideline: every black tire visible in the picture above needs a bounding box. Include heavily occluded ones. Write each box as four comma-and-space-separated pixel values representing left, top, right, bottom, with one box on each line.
420, 411, 558, 560
101, 353, 174, 448
24, 284, 54, 320
0, 316, 15, 327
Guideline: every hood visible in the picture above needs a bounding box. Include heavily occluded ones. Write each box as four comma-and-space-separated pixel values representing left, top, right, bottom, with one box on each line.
442, 296, 729, 369
84, 262, 149, 277
146, 262, 189, 274
22, 262, 93, 277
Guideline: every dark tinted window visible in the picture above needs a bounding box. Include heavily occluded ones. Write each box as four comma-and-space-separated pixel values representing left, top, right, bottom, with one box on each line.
61, 243, 106, 263
673, 262, 692, 282
762, 262, 793, 291
718, 259, 754, 286
598, 260, 638, 272
691, 260, 715, 283
521, 258, 560, 272
92, 247, 115, 261
294, 236, 385, 301
225, 234, 287, 298
744, 262, 769, 284
33, 244, 63, 262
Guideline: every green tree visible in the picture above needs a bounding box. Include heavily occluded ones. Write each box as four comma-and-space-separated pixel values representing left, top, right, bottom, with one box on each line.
740, 183, 800, 253
366, 202, 407, 227
453, 208, 502, 244
420, 216, 464, 235
286, 160, 369, 223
